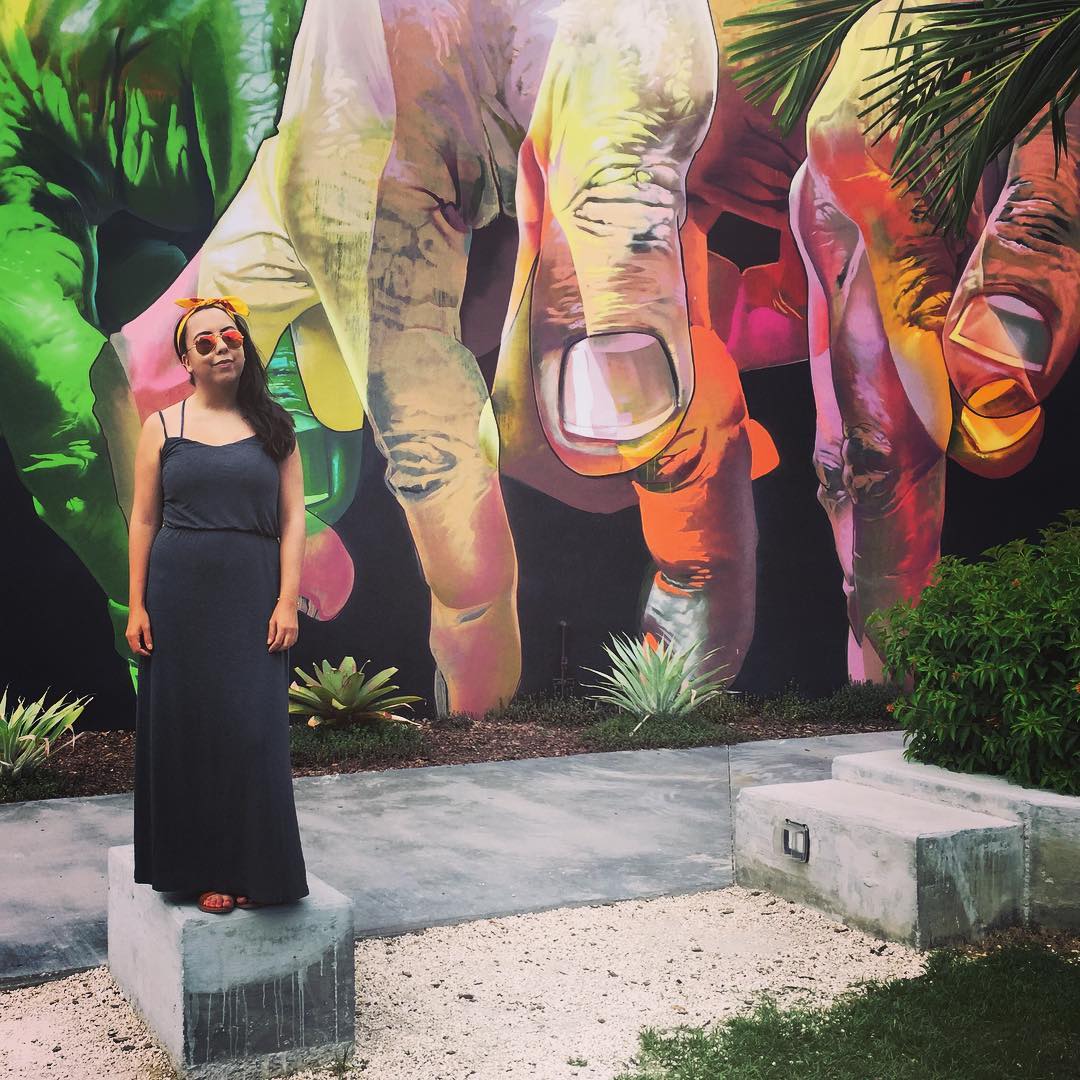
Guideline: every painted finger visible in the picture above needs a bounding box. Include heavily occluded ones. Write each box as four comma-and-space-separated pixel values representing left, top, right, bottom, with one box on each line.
942, 104, 1080, 473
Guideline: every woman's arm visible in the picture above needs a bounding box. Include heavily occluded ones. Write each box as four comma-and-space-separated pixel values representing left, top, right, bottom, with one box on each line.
268, 441, 305, 652
127, 416, 165, 655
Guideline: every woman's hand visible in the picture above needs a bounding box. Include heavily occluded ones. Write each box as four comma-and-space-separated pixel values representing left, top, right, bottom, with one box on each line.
267, 598, 299, 652
126, 606, 154, 657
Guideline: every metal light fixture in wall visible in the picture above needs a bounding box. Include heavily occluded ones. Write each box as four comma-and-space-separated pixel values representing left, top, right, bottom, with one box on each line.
782, 819, 810, 863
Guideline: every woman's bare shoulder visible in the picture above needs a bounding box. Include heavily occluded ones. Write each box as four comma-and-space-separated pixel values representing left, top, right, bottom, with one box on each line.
138, 408, 168, 451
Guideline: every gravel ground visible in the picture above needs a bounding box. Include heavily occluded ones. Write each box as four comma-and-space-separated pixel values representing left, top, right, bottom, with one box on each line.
0, 886, 925, 1080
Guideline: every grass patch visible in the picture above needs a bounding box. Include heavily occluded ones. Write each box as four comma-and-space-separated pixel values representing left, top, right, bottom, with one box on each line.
486, 693, 605, 728
581, 709, 737, 751
616, 944, 1080, 1079
483, 681, 898, 753
288, 721, 426, 768
0, 771, 66, 804
725, 680, 899, 728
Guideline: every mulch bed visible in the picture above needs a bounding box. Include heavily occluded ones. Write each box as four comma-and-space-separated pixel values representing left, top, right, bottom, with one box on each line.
28, 711, 898, 801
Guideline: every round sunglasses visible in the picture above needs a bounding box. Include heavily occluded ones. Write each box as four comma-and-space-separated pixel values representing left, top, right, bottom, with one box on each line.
188, 328, 245, 356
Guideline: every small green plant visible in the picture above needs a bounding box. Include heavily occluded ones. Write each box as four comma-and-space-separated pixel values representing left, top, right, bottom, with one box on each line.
728, 681, 899, 728
0, 771, 65, 804
288, 657, 423, 730
0, 686, 91, 780
289, 721, 425, 767
584, 634, 731, 731
485, 692, 601, 727
581, 708, 737, 752
868, 511, 1080, 795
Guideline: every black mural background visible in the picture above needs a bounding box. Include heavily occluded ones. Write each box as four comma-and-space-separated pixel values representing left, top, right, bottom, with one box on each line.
1, 212, 1077, 731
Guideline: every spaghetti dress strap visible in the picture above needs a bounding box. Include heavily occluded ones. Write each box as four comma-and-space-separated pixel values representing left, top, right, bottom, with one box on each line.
179, 397, 186, 437
157, 410, 168, 438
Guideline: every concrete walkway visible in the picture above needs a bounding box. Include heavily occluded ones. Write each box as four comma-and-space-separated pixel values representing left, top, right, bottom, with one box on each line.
0, 731, 902, 989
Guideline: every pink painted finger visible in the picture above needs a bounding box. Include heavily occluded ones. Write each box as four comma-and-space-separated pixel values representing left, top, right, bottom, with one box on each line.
111, 256, 202, 419
944, 105, 1080, 424
297, 525, 355, 622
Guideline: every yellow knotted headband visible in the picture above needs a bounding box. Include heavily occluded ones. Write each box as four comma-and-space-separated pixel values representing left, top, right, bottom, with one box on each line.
173, 296, 251, 356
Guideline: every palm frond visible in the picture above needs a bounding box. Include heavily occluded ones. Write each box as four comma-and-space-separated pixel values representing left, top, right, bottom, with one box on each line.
727, 0, 1080, 236
860, 1, 1080, 236
726, 1, 883, 134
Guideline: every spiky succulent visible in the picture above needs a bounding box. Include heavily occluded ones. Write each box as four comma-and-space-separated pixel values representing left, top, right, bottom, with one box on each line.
0, 686, 90, 779
584, 634, 731, 730
288, 656, 423, 729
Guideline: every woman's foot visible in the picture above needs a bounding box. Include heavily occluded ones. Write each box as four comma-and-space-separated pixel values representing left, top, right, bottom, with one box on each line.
235, 896, 263, 909
197, 891, 235, 914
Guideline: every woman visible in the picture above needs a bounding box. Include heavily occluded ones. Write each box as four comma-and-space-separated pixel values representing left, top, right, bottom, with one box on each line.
126, 296, 309, 914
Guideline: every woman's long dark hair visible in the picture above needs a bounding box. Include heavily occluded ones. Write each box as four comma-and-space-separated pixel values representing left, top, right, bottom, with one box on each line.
176, 306, 297, 463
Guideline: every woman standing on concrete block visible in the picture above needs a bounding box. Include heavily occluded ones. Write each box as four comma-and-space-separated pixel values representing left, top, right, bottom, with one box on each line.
125, 297, 310, 914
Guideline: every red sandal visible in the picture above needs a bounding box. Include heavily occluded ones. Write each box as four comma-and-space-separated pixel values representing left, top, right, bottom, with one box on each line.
197, 891, 235, 914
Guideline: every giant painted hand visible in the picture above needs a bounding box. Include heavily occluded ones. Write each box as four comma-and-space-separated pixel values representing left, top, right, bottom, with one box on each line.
170, 0, 728, 713
789, 1, 1080, 679
491, 0, 767, 676
0, 1, 361, 685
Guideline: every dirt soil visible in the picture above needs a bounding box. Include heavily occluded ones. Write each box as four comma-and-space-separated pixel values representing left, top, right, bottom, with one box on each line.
34, 710, 898, 800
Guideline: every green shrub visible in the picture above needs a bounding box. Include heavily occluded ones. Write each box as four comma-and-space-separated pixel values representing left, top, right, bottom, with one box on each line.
868, 511, 1080, 795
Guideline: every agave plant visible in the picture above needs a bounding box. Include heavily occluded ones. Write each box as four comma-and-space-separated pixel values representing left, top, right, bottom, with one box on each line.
584, 634, 731, 731
0, 686, 91, 780
727, 0, 1080, 235
288, 656, 423, 730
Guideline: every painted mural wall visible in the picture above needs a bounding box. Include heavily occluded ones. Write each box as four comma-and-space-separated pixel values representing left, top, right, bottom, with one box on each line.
1, 0, 1076, 727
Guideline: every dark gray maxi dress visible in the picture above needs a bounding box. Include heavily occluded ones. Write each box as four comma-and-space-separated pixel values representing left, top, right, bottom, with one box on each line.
134, 398, 309, 903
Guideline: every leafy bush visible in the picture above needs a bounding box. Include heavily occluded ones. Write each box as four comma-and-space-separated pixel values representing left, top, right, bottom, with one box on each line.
0, 687, 91, 780
584, 634, 731, 730
868, 512, 1080, 795
288, 656, 423, 730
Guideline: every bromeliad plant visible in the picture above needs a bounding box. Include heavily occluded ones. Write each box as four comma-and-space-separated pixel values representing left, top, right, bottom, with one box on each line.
289, 656, 423, 730
0, 687, 91, 780
868, 510, 1080, 795
584, 633, 731, 731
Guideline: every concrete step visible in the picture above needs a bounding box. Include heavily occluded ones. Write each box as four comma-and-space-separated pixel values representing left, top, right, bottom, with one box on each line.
735, 779, 1023, 948
107, 846, 355, 1079
831, 749, 1080, 929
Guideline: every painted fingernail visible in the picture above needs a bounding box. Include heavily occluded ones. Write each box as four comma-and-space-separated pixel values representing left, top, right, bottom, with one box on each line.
560, 332, 677, 440
950, 294, 1050, 371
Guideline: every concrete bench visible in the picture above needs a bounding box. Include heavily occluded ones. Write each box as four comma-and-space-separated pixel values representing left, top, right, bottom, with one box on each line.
832, 749, 1080, 930
107, 845, 354, 1079
735, 779, 1023, 948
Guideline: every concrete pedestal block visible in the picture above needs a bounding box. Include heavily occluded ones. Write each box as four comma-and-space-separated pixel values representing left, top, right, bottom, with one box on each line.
107, 846, 354, 1079
735, 780, 1023, 948
832, 749, 1080, 930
